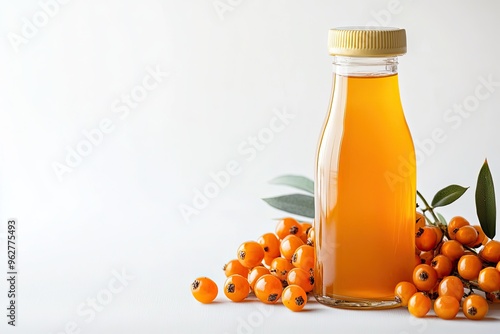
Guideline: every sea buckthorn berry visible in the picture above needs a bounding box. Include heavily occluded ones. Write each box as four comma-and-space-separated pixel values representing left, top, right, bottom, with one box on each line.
191, 277, 218, 304
430, 226, 444, 244
275, 217, 303, 240
300, 222, 313, 235
287, 268, 314, 293
434, 295, 459, 320
415, 226, 438, 251
291, 245, 315, 272
479, 240, 500, 263
270, 257, 293, 280
257, 233, 281, 259
497, 261, 500, 272
419, 251, 433, 265
457, 254, 483, 280
438, 276, 464, 302
263, 255, 274, 267
440, 240, 464, 262
414, 254, 421, 268
408, 292, 431, 318
223, 259, 249, 278
415, 212, 426, 232
248, 266, 270, 291
447, 216, 470, 240
431, 255, 453, 279
394, 281, 417, 307
254, 274, 282, 304
306, 227, 315, 247
467, 225, 487, 248
412, 264, 438, 292
477, 267, 500, 293
237, 241, 265, 268
224, 274, 250, 302
280, 235, 304, 260
299, 222, 312, 243
282, 285, 307, 312
463, 294, 489, 320
455, 225, 479, 246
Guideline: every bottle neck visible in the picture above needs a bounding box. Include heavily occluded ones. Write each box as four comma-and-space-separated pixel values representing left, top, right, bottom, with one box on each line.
332, 56, 399, 77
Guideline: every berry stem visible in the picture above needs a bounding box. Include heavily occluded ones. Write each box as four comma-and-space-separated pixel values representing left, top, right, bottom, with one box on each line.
416, 190, 440, 226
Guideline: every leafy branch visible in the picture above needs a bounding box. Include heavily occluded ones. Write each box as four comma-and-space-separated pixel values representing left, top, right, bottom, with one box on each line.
262, 161, 497, 240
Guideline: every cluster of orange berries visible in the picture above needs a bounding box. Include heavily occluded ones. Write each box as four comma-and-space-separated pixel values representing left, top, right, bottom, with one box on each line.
191, 217, 315, 311
396, 214, 500, 320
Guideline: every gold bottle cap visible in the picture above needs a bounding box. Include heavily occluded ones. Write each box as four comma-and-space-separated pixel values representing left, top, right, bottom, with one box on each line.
328, 27, 406, 57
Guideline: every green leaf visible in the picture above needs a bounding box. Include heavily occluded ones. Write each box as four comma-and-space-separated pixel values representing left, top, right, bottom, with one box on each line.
431, 185, 468, 208
436, 212, 447, 226
475, 159, 496, 239
262, 194, 315, 218
269, 175, 314, 194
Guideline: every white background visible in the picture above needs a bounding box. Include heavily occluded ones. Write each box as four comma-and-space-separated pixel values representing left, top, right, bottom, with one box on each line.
1, 0, 500, 333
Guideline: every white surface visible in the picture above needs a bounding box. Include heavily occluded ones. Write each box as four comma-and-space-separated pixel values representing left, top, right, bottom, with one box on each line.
1, 0, 500, 333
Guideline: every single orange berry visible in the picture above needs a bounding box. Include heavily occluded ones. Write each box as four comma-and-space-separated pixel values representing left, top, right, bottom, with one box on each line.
254, 274, 282, 304
431, 255, 453, 279
248, 266, 270, 291
224, 274, 250, 302
440, 240, 464, 262
287, 268, 314, 293
291, 245, 315, 272
415, 226, 438, 251
394, 281, 418, 307
412, 264, 438, 292
191, 277, 218, 304
223, 259, 249, 278
408, 292, 431, 318
299, 222, 313, 243
282, 285, 307, 311
463, 294, 489, 320
269, 257, 293, 280
237, 241, 265, 268
257, 233, 281, 259
414, 253, 422, 268
438, 276, 464, 302
447, 216, 470, 240
467, 225, 487, 248
497, 261, 500, 272
457, 254, 483, 280
434, 295, 460, 320
280, 235, 304, 260
415, 212, 426, 232
477, 267, 500, 293
430, 226, 444, 244
262, 254, 275, 267
419, 251, 434, 265
275, 217, 303, 240
479, 240, 500, 263
300, 222, 313, 235
306, 227, 315, 247
455, 225, 479, 246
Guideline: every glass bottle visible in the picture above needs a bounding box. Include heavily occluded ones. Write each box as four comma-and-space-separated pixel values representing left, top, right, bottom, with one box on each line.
313, 27, 416, 309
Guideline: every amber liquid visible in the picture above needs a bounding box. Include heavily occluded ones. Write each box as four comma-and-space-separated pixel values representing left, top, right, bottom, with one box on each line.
314, 73, 416, 306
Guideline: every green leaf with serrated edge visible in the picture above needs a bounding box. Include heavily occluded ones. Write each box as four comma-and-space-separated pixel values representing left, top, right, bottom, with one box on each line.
269, 175, 314, 194
262, 194, 315, 218
475, 160, 496, 239
431, 185, 468, 208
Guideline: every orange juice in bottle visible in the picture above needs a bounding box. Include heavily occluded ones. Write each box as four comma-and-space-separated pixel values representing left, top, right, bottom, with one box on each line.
314, 27, 416, 309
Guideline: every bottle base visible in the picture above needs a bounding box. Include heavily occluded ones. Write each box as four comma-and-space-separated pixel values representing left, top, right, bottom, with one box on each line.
314, 294, 400, 310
